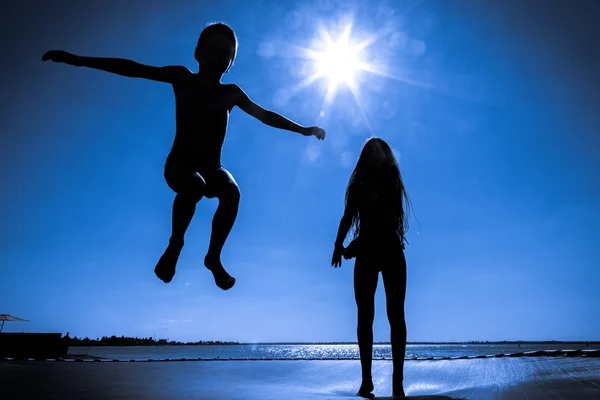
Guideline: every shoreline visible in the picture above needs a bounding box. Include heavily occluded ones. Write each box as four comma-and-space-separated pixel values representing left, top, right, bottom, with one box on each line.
2, 357, 599, 399
4, 348, 598, 362
63, 340, 600, 346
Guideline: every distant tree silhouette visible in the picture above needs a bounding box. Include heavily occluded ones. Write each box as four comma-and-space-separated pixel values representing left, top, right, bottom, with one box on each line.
62, 334, 240, 346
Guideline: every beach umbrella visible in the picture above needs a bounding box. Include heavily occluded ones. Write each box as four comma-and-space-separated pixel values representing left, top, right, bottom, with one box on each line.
0, 314, 30, 333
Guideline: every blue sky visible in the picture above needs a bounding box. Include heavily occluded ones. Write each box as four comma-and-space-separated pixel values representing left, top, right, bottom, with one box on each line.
1, 0, 598, 342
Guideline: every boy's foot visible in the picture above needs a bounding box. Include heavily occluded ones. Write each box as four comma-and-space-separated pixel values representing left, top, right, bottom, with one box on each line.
154, 243, 183, 283
357, 379, 375, 398
204, 254, 235, 290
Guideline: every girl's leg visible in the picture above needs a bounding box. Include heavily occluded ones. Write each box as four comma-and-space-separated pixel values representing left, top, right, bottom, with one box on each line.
203, 167, 240, 290
155, 162, 205, 283
381, 246, 407, 397
354, 255, 379, 396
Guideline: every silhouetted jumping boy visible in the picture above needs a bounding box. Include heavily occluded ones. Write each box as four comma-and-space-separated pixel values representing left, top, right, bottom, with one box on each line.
42, 22, 325, 290
332, 137, 410, 398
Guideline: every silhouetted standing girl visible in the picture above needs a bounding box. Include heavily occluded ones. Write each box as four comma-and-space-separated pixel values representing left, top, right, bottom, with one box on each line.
332, 137, 411, 398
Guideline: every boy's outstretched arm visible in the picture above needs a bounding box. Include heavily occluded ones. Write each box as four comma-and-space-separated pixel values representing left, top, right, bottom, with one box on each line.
233, 85, 325, 140
42, 50, 188, 83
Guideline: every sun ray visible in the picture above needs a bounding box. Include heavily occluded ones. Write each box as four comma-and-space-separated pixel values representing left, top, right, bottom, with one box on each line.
323, 79, 339, 108
355, 61, 435, 90
317, 25, 336, 48
279, 73, 323, 105
354, 36, 376, 52
347, 77, 374, 133
340, 23, 352, 44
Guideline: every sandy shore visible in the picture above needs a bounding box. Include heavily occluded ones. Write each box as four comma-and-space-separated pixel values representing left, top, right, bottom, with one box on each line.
2, 357, 599, 399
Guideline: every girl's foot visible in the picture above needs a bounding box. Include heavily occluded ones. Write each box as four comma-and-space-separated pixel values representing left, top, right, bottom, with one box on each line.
357, 379, 375, 398
154, 242, 183, 283
204, 254, 235, 290
392, 375, 405, 397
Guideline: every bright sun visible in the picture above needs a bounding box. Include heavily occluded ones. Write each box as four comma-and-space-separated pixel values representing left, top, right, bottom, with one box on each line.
315, 38, 361, 86
295, 23, 379, 110
286, 20, 418, 118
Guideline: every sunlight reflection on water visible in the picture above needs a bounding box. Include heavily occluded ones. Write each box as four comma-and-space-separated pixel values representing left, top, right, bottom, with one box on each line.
69, 343, 598, 361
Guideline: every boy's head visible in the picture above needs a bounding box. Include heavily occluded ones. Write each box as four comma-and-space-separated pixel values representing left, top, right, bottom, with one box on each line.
195, 22, 238, 74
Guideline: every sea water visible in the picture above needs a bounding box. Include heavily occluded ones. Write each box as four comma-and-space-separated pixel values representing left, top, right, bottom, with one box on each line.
68, 343, 596, 361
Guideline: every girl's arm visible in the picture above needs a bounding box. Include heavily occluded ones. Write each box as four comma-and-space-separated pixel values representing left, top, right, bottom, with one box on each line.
332, 205, 354, 267
334, 208, 354, 249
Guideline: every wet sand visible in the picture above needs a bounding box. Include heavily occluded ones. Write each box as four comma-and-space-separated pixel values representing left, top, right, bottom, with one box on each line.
1, 357, 599, 399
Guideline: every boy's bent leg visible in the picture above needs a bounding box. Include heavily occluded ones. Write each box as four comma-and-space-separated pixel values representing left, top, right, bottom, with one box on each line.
155, 162, 206, 283
203, 167, 240, 290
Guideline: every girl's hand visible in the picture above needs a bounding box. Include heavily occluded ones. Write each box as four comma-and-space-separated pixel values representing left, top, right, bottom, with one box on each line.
344, 238, 359, 260
331, 244, 345, 268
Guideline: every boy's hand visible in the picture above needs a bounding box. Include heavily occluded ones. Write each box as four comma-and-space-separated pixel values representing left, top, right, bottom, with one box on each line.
42, 50, 81, 66
303, 126, 326, 140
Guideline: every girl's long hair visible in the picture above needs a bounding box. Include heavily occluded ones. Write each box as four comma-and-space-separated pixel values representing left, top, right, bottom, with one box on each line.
345, 137, 411, 245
